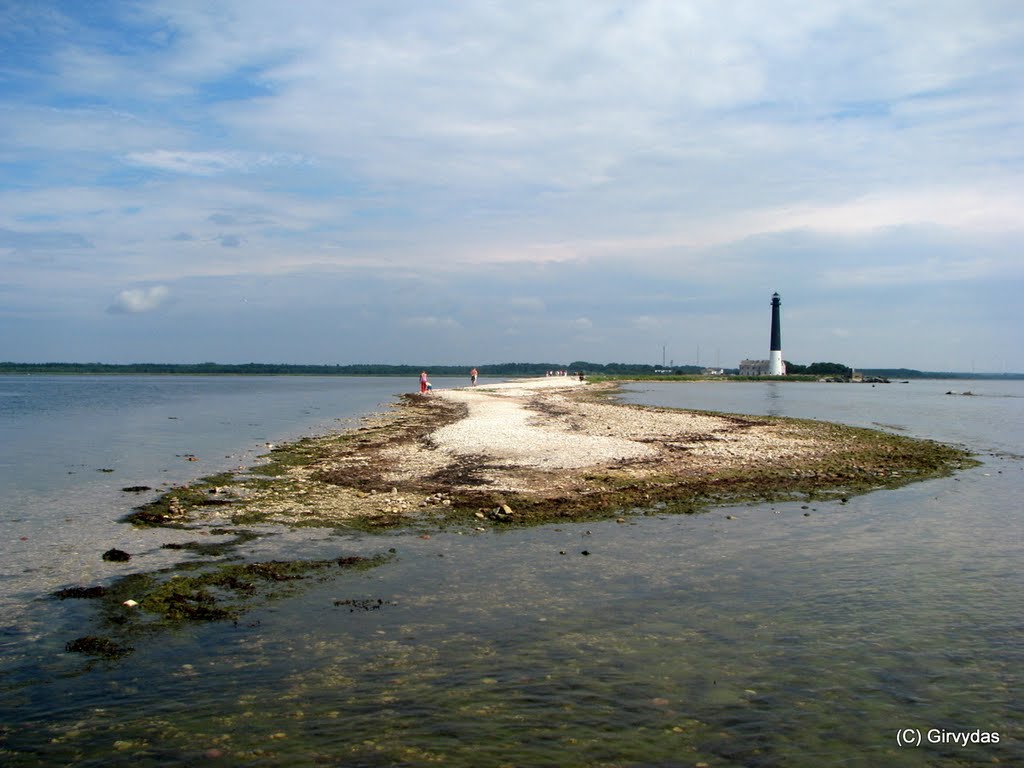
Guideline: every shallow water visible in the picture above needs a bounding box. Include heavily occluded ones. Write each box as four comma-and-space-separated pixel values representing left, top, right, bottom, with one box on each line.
0, 375, 465, 619
617, 378, 1024, 455
1, 377, 1021, 766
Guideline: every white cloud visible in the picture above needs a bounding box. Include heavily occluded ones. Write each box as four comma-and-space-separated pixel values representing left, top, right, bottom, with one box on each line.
630, 315, 663, 331
122, 150, 307, 176
109, 285, 170, 314
754, 187, 1024, 240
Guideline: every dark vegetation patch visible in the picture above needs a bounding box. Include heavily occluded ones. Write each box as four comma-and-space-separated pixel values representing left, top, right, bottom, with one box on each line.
160, 529, 263, 557
122, 555, 394, 623
61, 552, 396, 660
53, 586, 107, 600
124, 471, 241, 527
334, 597, 396, 612
248, 438, 335, 477
422, 454, 501, 488
313, 396, 467, 492
65, 635, 132, 659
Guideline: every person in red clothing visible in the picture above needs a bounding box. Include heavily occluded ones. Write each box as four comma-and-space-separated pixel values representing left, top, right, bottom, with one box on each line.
470, 367, 478, 386
419, 371, 428, 394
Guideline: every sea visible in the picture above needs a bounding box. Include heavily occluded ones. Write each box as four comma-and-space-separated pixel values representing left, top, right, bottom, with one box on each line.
0, 374, 1020, 767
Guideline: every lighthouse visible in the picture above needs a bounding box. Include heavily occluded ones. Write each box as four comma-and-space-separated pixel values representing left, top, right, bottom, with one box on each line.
768, 292, 785, 375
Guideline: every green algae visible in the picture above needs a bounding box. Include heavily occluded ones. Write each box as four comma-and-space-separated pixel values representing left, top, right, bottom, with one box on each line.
111, 554, 394, 624
124, 471, 242, 527
56, 551, 397, 665
248, 436, 344, 476
159, 528, 263, 557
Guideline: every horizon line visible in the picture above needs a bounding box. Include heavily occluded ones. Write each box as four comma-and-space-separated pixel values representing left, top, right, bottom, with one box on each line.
1, 361, 1021, 377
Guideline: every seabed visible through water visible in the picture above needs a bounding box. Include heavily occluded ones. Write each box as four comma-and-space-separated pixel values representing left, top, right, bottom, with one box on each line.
1, 377, 1020, 767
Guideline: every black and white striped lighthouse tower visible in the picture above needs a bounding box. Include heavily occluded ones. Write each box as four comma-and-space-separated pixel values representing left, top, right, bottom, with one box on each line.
768, 292, 785, 375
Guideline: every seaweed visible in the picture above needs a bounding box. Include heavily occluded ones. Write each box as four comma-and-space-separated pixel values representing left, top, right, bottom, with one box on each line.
65, 635, 132, 659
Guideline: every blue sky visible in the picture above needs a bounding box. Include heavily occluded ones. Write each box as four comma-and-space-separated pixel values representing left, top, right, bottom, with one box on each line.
1, 1, 1022, 370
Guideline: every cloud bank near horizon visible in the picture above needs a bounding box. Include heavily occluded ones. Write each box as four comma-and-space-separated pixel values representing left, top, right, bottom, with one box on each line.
1, 1, 1022, 370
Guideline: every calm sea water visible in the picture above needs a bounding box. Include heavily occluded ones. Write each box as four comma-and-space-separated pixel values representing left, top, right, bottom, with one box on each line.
0, 375, 470, 622
1, 376, 1021, 767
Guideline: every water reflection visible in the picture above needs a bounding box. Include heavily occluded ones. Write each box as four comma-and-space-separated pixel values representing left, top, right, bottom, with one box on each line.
763, 381, 783, 416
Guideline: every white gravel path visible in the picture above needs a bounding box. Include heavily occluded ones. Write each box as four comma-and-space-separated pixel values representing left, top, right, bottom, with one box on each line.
432, 378, 657, 469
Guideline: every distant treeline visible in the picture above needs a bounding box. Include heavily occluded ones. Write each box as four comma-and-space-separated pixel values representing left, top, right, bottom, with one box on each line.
1, 361, 1020, 379
857, 368, 1024, 380
0, 361, 693, 376
784, 361, 851, 377
0, 361, 524, 376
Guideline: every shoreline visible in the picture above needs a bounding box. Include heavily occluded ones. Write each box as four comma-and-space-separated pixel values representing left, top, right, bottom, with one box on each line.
128, 377, 977, 531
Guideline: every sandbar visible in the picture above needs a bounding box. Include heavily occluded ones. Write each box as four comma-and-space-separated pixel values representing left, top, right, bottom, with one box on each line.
128, 377, 975, 530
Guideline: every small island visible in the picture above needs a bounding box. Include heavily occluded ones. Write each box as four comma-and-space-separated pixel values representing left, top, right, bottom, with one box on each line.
129, 378, 975, 531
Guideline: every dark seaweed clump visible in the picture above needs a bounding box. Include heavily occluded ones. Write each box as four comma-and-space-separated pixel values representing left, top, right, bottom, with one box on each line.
133, 558, 384, 621
60, 552, 396, 660
53, 586, 108, 600
65, 635, 132, 659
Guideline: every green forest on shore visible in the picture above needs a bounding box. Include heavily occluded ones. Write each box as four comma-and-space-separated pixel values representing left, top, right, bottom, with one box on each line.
1, 361, 1020, 379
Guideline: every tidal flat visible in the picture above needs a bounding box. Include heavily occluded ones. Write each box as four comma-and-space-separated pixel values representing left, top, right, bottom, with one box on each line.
124, 379, 975, 533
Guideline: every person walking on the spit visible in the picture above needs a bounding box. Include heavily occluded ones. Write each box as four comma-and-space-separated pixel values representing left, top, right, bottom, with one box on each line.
470, 367, 478, 386
419, 371, 428, 394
